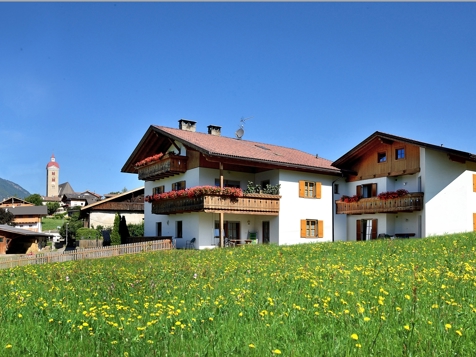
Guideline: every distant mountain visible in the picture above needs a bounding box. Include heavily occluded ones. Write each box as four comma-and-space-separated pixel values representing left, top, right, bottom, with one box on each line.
0, 178, 31, 200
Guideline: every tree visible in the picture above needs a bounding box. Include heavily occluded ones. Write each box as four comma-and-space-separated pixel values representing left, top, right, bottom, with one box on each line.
111, 213, 121, 245
0, 208, 14, 225
46, 202, 60, 215
59, 212, 83, 241
25, 193, 43, 206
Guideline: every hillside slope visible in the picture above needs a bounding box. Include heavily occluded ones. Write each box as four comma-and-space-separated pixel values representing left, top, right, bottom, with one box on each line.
0, 177, 31, 200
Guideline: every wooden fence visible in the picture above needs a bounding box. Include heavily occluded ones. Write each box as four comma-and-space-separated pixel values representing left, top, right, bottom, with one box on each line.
0, 239, 172, 270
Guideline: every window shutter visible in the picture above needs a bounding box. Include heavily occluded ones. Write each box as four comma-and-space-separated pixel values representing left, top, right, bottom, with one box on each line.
315, 182, 322, 199
473, 213, 476, 231
356, 185, 362, 197
356, 220, 361, 241
371, 183, 377, 197
473, 174, 476, 193
300, 220, 307, 237
371, 219, 378, 239
318, 220, 324, 238
299, 181, 305, 198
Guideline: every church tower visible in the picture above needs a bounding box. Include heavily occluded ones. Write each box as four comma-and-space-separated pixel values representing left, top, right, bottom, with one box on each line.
46, 154, 60, 197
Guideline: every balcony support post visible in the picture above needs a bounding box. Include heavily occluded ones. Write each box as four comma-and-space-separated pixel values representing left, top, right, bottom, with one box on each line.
219, 162, 224, 248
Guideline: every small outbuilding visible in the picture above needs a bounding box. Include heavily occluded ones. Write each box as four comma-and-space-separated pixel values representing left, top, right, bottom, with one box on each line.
0, 225, 52, 254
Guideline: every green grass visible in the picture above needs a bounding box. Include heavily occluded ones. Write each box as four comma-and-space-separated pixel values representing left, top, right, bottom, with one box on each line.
1, 233, 475, 356
41, 217, 65, 231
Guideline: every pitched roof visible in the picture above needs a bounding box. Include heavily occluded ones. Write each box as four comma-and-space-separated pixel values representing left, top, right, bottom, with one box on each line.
9, 205, 48, 216
0, 224, 53, 237
58, 182, 74, 196
81, 187, 144, 211
0, 197, 32, 206
122, 125, 340, 175
332, 131, 476, 168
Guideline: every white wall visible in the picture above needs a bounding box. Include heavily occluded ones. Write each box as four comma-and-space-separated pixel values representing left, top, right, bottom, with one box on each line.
277, 170, 336, 245
89, 211, 143, 229
422, 148, 476, 236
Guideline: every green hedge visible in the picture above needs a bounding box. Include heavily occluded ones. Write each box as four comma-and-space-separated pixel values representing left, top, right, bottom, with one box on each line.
76, 227, 100, 240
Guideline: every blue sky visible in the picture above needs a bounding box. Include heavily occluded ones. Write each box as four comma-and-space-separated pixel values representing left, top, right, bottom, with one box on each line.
1, 3, 475, 196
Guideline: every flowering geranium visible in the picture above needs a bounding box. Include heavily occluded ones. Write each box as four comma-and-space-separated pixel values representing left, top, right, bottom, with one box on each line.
340, 195, 361, 203
377, 189, 409, 200
134, 153, 164, 168
145, 185, 244, 203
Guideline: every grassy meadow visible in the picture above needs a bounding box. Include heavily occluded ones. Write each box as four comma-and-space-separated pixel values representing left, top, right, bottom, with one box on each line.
1, 233, 475, 356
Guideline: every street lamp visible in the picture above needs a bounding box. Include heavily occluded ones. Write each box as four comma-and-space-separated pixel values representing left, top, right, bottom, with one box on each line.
65, 223, 69, 247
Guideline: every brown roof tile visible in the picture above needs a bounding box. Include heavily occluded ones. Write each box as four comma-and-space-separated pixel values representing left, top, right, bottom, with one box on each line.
154, 126, 340, 174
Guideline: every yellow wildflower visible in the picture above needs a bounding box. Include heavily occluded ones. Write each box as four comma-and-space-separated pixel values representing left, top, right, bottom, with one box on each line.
350, 333, 359, 340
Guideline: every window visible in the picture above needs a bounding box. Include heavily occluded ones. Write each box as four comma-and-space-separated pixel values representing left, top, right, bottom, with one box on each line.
156, 222, 162, 236
334, 184, 339, 194
395, 148, 405, 160
299, 181, 322, 199
300, 219, 324, 238
153, 186, 165, 195
52, 178, 55, 182
357, 183, 377, 198
356, 219, 378, 241
172, 181, 186, 191
52, 172, 55, 175
214, 179, 240, 188
176, 221, 183, 238
261, 180, 270, 189
377, 152, 387, 163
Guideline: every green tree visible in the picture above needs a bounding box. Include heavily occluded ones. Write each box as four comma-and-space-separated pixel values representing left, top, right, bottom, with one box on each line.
0, 208, 14, 225
59, 212, 83, 241
25, 193, 43, 206
46, 202, 60, 215
111, 213, 121, 245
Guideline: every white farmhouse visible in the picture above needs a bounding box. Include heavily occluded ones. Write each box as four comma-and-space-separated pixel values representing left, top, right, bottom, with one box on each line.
332, 131, 476, 240
122, 120, 342, 249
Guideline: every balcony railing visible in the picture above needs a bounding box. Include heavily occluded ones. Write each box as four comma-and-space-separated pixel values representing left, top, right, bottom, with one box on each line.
138, 155, 187, 181
152, 193, 280, 215
336, 192, 424, 215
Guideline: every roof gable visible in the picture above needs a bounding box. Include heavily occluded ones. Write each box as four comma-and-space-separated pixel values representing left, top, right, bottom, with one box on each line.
122, 125, 341, 175
333, 131, 476, 168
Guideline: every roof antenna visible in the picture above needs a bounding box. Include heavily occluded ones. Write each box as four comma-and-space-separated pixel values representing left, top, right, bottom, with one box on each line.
235, 116, 253, 140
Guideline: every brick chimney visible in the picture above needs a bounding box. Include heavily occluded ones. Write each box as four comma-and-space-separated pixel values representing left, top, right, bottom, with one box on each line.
207, 125, 221, 136
178, 119, 197, 132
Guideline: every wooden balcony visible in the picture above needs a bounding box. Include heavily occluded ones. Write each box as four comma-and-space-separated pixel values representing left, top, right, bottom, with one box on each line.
138, 155, 187, 181
336, 192, 424, 215
152, 193, 280, 215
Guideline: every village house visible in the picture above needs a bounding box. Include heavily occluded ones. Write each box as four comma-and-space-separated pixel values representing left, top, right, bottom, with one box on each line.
0, 197, 47, 233
80, 187, 144, 229
122, 120, 343, 249
332, 131, 476, 240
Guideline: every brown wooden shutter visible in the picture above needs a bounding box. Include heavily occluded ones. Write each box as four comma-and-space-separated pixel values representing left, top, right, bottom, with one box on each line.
356, 220, 362, 241
315, 182, 322, 199
300, 220, 307, 237
473, 213, 476, 231
299, 181, 305, 198
371, 183, 377, 197
318, 220, 324, 238
371, 219, 378, 239
356, 185, 362, 197
473, 174, 476, 192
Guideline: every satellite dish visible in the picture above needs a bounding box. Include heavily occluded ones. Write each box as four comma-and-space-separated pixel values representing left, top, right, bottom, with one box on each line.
235, 116, 253, 140
235, 127, 244, 139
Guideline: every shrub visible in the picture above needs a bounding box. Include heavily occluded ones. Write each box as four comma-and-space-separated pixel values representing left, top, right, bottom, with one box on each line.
76, 227, 100, 240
